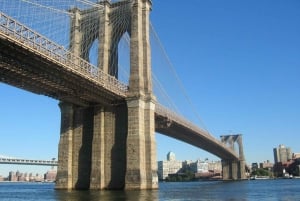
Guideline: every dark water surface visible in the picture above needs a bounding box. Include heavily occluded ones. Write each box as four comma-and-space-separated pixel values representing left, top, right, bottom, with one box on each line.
1, 179, 300, 201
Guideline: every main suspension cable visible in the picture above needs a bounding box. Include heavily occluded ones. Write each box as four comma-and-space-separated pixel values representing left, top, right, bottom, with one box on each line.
150, 22, 210, 133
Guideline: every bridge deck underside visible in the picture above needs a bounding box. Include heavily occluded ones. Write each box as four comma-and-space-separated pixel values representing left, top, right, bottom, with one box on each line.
155, 114, 238, 160
0, 36, 125, 106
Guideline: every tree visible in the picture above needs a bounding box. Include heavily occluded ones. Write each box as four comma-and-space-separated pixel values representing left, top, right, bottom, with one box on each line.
251, 168, 271, 177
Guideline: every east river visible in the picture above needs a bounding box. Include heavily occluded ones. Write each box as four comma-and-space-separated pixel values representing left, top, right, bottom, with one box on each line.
1, 179, 300, 201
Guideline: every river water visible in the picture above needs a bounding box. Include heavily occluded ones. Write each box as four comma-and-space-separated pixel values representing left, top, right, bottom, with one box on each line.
1, 179, 300, 201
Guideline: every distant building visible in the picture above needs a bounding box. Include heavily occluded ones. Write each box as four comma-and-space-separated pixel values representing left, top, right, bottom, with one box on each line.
188, 160, 222, 179
157, 151, 182, 180
44, 170, 57, 182
183, 160, 221, 174
35, 173, 43, 182
190, 160, 209, 173
167, 151, 176, 161
8, 171, 17, 181
273, 160, 294, 177
251, 163, 259, 171
182, 160, 193, 171
273, 144, 292, 163
259, 160, 273, 170
0, 175, 3, 182
6, 171, 45, 182
208, 161, 222, 174
293, 153, 300, 159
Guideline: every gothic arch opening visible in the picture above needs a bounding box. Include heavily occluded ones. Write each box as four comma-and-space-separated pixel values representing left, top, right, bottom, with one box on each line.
117, 33, 130, 85
88, 39, 99, 67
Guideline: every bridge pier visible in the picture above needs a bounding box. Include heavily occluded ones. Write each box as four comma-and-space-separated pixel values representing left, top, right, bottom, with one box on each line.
55, 102, 74, 189
56, 102, 128, 190
56, 102, 95, 189
125, 0, 158, 190
221, 135, 247, 180
222, 159, 246, 180
125, 97, 158, 189
89, 104, 128, 190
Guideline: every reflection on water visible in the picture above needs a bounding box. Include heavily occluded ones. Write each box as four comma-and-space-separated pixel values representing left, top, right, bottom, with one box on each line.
55, 189, 159, 201
1, 180, 300, 201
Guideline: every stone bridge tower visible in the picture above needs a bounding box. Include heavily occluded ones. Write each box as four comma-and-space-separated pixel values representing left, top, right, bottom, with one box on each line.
55, 0, 157, 190
220, 134, 246, 180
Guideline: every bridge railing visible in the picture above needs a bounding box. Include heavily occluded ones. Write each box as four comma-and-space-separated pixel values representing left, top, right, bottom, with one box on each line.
0, 12, 128, 97
155, 104, 238, 157
156, 104, 221, 142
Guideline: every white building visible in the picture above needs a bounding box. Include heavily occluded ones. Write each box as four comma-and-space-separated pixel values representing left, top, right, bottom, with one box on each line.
207, 161, 222, 172
157, 151, 182, 180
190, 160, 209, 173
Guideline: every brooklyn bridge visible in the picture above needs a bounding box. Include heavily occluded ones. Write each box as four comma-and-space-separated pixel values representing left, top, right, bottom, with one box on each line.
0, 0, 246, 190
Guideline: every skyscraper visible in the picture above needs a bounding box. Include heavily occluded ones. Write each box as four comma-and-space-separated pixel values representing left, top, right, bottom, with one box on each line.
273, 144, 292, 163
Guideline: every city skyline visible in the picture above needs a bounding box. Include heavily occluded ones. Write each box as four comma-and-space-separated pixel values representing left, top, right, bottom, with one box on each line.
1, 0, 300, 176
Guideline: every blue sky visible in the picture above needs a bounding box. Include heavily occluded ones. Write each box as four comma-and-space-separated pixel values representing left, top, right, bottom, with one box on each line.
1, 0, 300, 176
152, 0, 300, 164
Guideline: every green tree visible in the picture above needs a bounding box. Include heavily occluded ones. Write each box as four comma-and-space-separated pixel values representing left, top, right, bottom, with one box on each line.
252, 168, 271, 176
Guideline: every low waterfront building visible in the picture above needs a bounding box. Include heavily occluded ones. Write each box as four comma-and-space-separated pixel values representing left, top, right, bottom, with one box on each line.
157, 151, 182, 180
293, 153, 300, 159
44, 169, 57, 182
8, 171, 17, 181
7, 171, 44, 182
182, 160, 193, 169
208, 161, 222, 174
157, 152, 223, 180
190, 160, 222, 179
190, 160, 209, 173
260, 160, 273, 170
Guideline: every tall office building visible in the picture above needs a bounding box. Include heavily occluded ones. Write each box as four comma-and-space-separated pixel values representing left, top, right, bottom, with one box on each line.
273, 144, 292, 163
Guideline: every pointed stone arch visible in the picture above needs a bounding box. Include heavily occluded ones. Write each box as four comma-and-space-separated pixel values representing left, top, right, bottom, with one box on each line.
57, 0, 157, 190
69, 0, 132, 78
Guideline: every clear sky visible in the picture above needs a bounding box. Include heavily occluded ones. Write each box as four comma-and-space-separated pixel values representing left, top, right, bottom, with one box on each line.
1, 0, 300, 176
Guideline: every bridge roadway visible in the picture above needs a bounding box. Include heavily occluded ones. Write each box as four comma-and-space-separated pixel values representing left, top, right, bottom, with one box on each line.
0, 157, 58, 166
0, 12, 238, 161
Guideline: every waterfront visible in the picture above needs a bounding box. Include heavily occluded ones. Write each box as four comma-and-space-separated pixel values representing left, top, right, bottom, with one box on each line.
1, 179, 300, 201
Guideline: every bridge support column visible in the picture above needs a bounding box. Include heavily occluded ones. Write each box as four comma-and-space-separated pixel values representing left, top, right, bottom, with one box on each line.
56, 102, 128, 190
237, 136, 246, 180
56, 102, 94, 190
125, 98, 158, 189
222, 160, 230, 180
222, 159, 247, 180
98, 1, 112, 74
231, 161, 238, 180
89, 106, 105, 189
89, 104, 127, 190
238, 160, 246, 179
222, 160, 247, 180
144, 100, 159, 188
56, 102, 74, 189
221, 134, 247, 180
125, 0, 157, 190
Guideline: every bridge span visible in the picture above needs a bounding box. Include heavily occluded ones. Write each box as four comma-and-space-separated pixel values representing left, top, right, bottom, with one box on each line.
0, 0, 246, 191
0, 10, 240, 161
0, 157, 58, 166
0, 11, 240, 162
